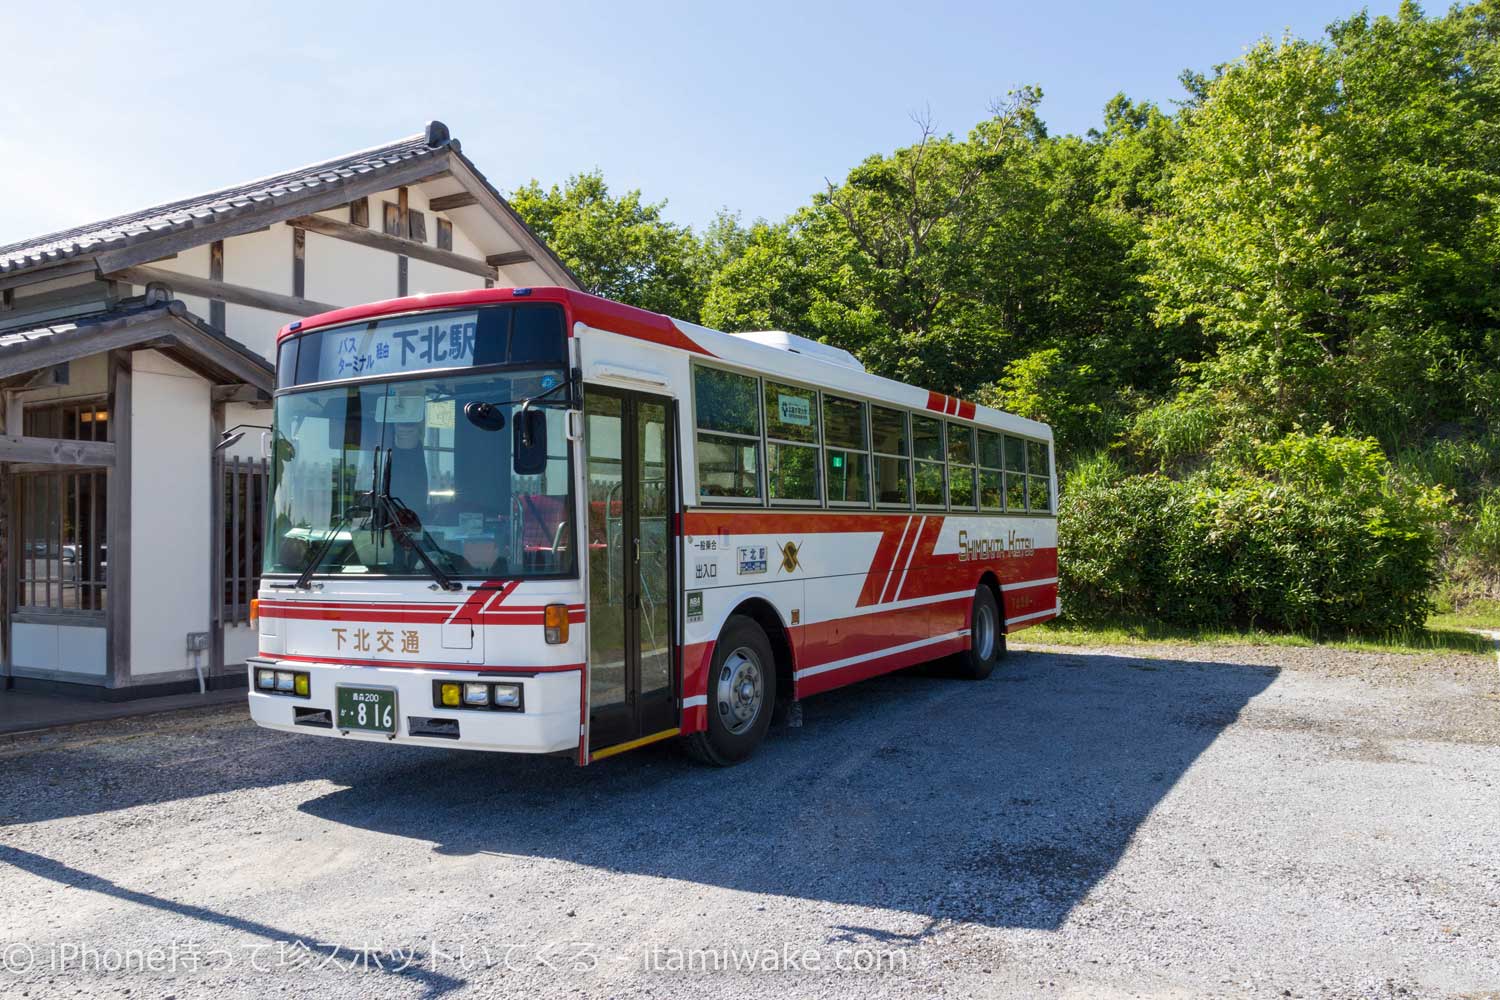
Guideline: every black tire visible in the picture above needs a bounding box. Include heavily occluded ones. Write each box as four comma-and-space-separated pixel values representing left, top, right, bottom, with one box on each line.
955, 586, 1004, 680
683, 615, 778, 766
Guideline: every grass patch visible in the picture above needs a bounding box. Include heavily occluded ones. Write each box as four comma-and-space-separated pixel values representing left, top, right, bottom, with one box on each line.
1428, 599, 1500, 633
1021, 617, 1492, 656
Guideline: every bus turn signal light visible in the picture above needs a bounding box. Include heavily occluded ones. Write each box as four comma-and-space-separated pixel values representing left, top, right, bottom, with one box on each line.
544, 604, 568, 644
439, 683, 461, 707
249, 599, 259, 624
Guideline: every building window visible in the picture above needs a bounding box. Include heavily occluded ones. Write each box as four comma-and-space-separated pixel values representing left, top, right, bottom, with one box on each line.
15, 470, 108, 615
23, 399, 109, 441
383, 201, 403, 237
437, 218, 454, 251
408, 210, 428, 243
219, 456, 268, 626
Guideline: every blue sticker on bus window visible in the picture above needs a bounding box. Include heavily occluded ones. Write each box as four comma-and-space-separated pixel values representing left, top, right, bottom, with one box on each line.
540, 375, 558, 391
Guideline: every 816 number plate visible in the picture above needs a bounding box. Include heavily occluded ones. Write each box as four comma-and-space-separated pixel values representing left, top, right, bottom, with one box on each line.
336, 686, 396, 734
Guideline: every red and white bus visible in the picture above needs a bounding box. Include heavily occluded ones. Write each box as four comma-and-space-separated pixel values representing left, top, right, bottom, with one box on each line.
247, 286, 1058, 765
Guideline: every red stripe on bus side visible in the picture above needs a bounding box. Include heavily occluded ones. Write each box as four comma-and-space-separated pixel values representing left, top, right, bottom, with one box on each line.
262, 653, 585, 673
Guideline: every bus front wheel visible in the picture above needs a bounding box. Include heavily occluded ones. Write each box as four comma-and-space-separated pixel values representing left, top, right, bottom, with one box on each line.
683, 615, 777, 766
955, 586, 1005, 680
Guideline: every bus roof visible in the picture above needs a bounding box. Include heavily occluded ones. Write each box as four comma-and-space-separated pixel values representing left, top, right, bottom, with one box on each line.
277, 286, 1052, 440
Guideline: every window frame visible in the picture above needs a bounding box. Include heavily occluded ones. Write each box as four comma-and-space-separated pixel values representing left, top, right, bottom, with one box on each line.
12, 468, 108, 621
821, 392, 871, 509
871, 405, 912, 510
763, 377, 822, 506
911, 414, 947, 510
687, 360, 1057, 517
692, 364, 766, 506
946, 421, 978, 512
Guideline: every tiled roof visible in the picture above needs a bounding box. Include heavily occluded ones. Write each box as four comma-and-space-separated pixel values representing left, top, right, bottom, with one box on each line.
0, 301, 272, 388
0, 125, 451, 275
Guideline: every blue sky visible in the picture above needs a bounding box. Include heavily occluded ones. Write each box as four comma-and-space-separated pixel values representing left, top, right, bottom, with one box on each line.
4, 0, 1401, 243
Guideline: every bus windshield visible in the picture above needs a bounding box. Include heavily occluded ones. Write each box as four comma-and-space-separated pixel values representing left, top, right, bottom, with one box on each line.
264, 368, 574, 580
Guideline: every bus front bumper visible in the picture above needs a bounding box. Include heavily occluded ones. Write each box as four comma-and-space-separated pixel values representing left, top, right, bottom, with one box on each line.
245, 658, 580, 754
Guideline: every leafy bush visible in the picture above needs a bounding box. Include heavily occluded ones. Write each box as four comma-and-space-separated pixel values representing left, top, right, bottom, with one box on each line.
1059, 432, 1448, 633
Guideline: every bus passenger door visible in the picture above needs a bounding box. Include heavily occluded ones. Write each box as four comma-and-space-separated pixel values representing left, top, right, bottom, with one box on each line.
583, 386, 677, 756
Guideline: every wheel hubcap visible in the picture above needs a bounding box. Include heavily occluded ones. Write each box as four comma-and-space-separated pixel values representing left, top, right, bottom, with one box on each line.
974, 602, 996, 661
717, 647, 764, 735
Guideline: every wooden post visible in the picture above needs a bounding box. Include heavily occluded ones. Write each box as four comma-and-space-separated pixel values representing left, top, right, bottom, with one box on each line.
209, 241, 225, 330
397, 187, 410, 296
292, 227, 306, 299
105, 350, 132, 689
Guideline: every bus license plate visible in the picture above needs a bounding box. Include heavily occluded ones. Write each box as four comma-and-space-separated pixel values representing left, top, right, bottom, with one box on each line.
336, 687, 396, 734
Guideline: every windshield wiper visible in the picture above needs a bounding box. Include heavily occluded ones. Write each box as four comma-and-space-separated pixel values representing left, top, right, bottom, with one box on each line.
292, 502, 368, 589
375, 457, 462, 592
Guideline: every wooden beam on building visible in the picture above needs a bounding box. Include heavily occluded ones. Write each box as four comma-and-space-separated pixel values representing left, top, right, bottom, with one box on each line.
0, 258, 99, 293
285, 215, 497, 279
0, 435, 115, 466
212, 384, 267, 404
104, 265, 341, 317
428, 191, 478, 212
208, 240, 225, 330
485, 250, 535, 268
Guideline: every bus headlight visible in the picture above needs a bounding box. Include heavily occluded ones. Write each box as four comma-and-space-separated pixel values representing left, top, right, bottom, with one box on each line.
275, 671, 296, 692
256, 668, 276, 690
492, 684, 522, 708
463, 683, 490, 706
544, 604, 569, 644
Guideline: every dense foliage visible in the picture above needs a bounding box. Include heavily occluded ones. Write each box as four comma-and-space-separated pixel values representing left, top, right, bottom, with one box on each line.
511, 1, 1500, 630
1060, 432, 1448, 632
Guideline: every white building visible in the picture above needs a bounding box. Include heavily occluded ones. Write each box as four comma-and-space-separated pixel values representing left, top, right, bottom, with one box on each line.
0, 121, 578, 699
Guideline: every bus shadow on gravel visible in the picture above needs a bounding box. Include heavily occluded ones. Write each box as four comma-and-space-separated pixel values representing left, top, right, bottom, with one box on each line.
300, 647, 1278, 931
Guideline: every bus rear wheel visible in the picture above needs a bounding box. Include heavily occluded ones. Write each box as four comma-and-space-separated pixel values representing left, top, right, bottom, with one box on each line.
683, 615, 777, 766
955, 585, 1005, 680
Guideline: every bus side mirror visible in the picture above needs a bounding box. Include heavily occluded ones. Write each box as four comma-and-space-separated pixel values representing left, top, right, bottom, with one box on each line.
513, 411, 547, 476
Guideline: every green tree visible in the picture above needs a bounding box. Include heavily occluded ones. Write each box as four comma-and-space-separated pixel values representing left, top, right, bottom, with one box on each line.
1144, 1, 1500, 445
510, 171, 710, 319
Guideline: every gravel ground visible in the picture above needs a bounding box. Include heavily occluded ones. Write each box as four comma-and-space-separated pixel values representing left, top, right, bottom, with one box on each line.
0, 639, 1496, 999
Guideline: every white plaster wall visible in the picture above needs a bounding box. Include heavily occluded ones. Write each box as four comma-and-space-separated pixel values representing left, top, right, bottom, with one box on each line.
128, 350, 213, 676
12, 623, 106, 675
225, 303, 300, 361
223, 225, 294, 294
145, 245, 213, 318
407, 259, 485, 296
304, 232, 397, 309
13, 353, 109, 406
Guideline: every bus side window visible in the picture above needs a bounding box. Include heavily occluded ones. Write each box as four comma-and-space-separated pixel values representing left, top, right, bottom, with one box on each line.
912, 415, 945, 508
1003, 435, 1027, 511
872, 406, 910, 508
1027, 440, 1051, 512
694, 366, 763, 503
977, 430, 1003, 511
